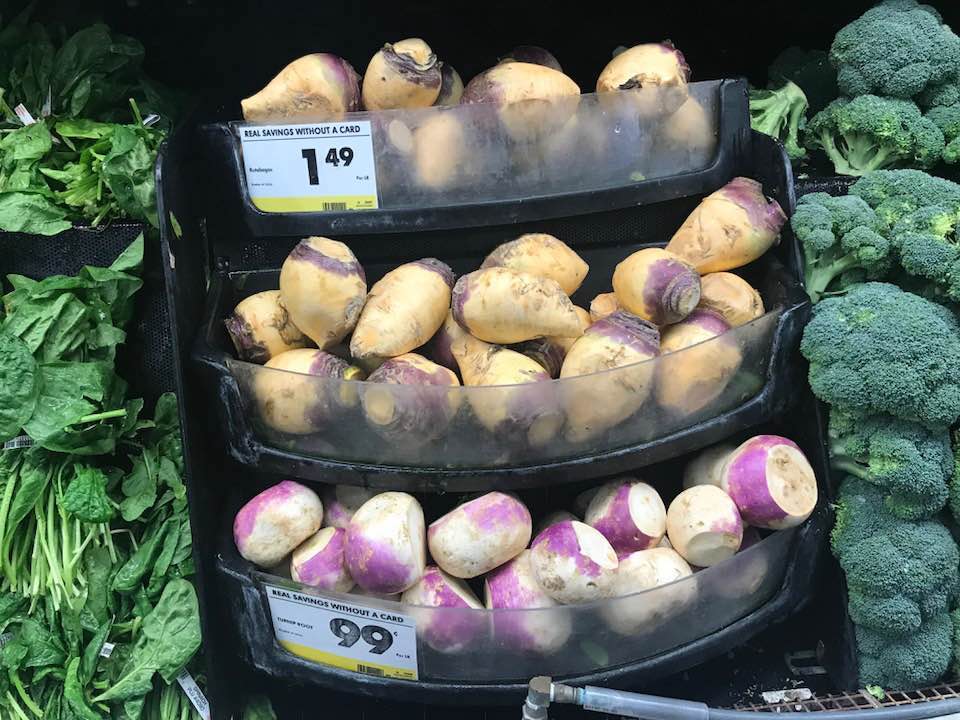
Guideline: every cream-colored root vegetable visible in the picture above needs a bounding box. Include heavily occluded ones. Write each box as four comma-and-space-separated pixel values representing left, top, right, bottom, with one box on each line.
698, 273, 765, 327
224, 290, 311, 363
362, 38, 442, 110
481, 234, 589, 296
241, 54, 361, 122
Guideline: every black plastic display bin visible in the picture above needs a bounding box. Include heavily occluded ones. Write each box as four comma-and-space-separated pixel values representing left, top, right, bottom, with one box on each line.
156, 78, 830, 716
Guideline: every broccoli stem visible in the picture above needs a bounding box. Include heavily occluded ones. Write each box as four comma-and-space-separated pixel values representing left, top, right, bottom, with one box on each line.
804, 247, 859, 303
831, 454, 870, 480
818, 130, 896, 176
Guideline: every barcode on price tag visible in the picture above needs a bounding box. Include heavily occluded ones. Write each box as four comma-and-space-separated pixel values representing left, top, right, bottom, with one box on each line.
263, 584, 418, 680
238, 121, 378, 213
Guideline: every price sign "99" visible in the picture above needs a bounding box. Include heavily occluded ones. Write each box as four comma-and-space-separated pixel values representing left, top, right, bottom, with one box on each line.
264, 584, 418, 680
239, 121, 379, 213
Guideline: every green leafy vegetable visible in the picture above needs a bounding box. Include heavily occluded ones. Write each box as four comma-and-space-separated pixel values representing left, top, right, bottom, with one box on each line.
0, 331, 39, 442
62, 466, 116, 523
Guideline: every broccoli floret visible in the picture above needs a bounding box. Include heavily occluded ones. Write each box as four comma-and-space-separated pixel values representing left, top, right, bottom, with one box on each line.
792, 192, 890, 302
805, 96, 945, 176
830, 0, 960, 100
829, 406, 951, 520
891, 205, 960, 301
750, 82, 809, 161
849, 169, 960, 230
950, 430, 960, 527
925, 103, 960, 164
833, 476, 959, 638
800, 282, 960, 428
857, 612, 953, 690
768, 47, 838, 114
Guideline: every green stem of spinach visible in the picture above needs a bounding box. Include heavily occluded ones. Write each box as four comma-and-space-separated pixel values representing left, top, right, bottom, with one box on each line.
8, 670, 41, 718
73, 409, 127, 425
4, 691, 30, 720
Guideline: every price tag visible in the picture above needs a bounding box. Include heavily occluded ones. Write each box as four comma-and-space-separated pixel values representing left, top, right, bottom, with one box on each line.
263, 584, 418, 680
239, 122, 379, 212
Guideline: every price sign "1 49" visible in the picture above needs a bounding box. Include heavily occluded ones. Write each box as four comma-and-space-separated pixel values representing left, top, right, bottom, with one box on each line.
239, 121, 379, 213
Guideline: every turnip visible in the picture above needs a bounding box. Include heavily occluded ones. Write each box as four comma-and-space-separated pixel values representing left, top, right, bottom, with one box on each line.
480, 234, 588, 296
666, 177, 787, 273
401, 566, 484, 653
596, 42, 691, 117
241, 53, 361, 122
290, 527, 354, 592
499, 46, 562, 72
362, 38, 442, 110
444, 312, 563, 445
720, 435, 818, 530
573, 487, 600, 516
434, 63, 464, 105
585, 479, 666, 553
412, 112, 468, 190
350, 258, 454, 360
461, 62, 580, 142
658, 96, 716, 155
589, 292, 620, 322
362, 353, 461, 443
234, 481, 324, 568
715, 526, 769, 601
682, 443, 735, 490
224, 290, 311, 364
530, 520, 618, 603
351, 587, 400, 602
321, 486, 376, 529
666, 485, 742, 567
655, 309, 742, 417
612, 248, 701, 325
279, 237, 367, 349
345, 492, 426, 594
484, 550, 572, 653
452, 267, 582, 344
603, 547, 695, 634
254, 349, 364, 435
560, 311, 660, 442
533, 510, 578, 537
698, 272, 764, 327
428, 492, 532, 578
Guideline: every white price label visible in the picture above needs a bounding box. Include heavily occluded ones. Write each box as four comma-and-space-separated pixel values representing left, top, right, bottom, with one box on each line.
264, 584, 418, 680
239, 122, 378, 213
176, 669, 211, 720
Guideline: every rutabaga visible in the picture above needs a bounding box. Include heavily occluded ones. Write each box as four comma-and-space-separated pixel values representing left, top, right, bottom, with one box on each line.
612, 248, 701, 325
224, 290, 311, 364
480, 233, 589, 296
697, 273, 765, 327
241, 53, 361, 122
362, 39, 442, 110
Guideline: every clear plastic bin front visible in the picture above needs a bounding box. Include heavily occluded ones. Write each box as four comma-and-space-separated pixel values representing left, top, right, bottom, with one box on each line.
236, 81, 720, 212
254, 527, 793, 682
226, 308, 777, 469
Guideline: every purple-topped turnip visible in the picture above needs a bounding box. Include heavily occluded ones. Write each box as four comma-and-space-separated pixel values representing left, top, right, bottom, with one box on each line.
225, 290, 311, 364
655, 309, 742, 418
362, 39, 442, 110
560, 311, 660, 442
682, 443, 736, 489
481, 234, 588, 296
279, 237, 367, 349
484, 550, 572, 653
234, 481, 323, 568
428, 492, 532, 578
452, 267, 582, 344
666, 177, 787, 273
345, 492, 426, 594
603, 546, 696, 634
612, 248, 701, 325
290, 527, 354, 592
585, 479, 666, 553
533, 510, 578, 538
530, 520, 618, 603
401, 566, 484, 653
666, 485, 742, 567
361, 353, 461, 444
596, 42, 690, 118
720, 435, 818, 529
350, 258, 453, 360
241, 53, 361, 122
254, 349, 364, 435
322, 486, 376, 529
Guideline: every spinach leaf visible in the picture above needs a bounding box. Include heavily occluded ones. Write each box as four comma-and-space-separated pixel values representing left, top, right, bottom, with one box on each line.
0, 192, 71, 235
243, 695, 278, 720
80, 547, 114, 631
93, 579, 201, 703
112, 518, 175, 593
17, 618, 67, 668
61, 466, 115, 523
0, 331, 39, 442
79, 619, 112, 686
120, 450, 157, 522
63, 658, 100, 720
6, 448, 54, 529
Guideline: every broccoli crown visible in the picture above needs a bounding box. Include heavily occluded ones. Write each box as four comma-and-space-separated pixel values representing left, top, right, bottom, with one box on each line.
890, 205, 960, 301
856, 612, 953, 690
919, 81, 960, 111
830, 0, 960, 100
832, 476, 960, 639
792, 192, 890, 302
925, 103, 960, 164
849, 169, 960, 230
805, 96, 944, 176
750, 82, 809, 161
800, 282, 960, 427
950, 430, 960, 527
829, 406, 951, 520
768, 47, 839, 115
